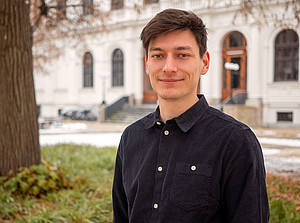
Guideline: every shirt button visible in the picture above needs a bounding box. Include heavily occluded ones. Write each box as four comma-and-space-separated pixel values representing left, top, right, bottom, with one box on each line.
156, 121, 161, 125
158, 166, 163, 172
153, 203, 158, 209
164, 130, 169, 135
191, 165, 196, 171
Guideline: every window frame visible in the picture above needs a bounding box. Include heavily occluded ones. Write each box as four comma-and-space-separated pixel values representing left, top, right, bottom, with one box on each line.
144, 0, 159, 5
277, 112, 293, 122
57, 0, 67, 19
83, 52, 94, 88
274, 29, 299, 82
111, 0, 124, 10
83, 0, 94, 16
112, 49, 124, 87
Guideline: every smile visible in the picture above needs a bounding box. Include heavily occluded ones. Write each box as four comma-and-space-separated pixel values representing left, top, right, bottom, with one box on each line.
159, 79, 183, 83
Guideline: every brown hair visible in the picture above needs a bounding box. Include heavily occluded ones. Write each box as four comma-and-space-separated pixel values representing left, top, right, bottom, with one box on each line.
140, 8, 207, 58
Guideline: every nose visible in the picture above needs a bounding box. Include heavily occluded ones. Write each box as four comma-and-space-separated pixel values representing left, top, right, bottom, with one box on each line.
162, 56, 177, 73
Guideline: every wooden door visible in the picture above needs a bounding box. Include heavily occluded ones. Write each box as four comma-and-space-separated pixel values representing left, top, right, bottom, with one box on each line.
143, 74, 158, 103
143, 57, 157, 103
222, 32, 247, 101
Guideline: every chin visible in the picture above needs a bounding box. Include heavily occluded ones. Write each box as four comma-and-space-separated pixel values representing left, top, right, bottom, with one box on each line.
158, 92, 182, 101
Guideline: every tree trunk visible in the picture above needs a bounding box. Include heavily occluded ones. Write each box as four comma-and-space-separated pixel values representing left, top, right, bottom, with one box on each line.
0, 0, 41, 176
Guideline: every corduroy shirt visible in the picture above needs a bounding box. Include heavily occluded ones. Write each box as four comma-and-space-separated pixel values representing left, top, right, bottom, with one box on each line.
112, 95, 269, 223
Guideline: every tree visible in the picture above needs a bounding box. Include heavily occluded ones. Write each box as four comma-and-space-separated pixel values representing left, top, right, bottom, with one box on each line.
0, 0, 108, 176
232, 0, 300, 29
0, 0, 40, 176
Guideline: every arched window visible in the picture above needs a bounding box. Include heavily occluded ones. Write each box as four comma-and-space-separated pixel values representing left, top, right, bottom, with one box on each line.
111, 0, 124, 10
144, 0, 159, 4
83, 52, 93, 88
274, 29, 299, 81
57, 0, 67, 19
83, 0, 94, 16
112, 49, 124, 87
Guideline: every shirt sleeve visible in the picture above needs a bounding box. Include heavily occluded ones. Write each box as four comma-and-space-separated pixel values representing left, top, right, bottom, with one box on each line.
221, 128, 270, 223
112, 147, 129, 223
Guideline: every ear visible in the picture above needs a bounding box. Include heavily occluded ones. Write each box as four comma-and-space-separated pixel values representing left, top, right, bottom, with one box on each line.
200, 51, 210, 75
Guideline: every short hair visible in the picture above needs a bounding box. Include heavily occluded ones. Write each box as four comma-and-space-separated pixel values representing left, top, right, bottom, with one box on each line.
140, 8, 207, 58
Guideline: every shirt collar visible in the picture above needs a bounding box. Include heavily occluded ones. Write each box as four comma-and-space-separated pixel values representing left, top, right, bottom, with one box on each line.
144, 94, 209, 132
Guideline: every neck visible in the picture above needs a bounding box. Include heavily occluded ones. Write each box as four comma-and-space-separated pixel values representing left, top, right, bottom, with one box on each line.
158, 95, 199, 123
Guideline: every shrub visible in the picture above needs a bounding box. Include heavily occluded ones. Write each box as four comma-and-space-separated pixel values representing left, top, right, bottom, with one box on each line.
0, 161, 73, 197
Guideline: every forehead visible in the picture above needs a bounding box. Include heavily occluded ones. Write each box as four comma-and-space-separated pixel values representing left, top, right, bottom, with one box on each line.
148, 30, 198, 50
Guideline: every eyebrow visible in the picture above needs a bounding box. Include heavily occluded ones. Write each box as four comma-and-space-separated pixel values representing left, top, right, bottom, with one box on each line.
149, 46, 194, 52
149, 47, 163, 52
176, 46, 193, 51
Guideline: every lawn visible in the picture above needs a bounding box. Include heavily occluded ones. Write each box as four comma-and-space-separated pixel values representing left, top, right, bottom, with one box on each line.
0, 144, 299, 223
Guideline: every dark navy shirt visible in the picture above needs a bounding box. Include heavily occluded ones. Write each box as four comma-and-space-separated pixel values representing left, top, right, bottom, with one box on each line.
112, 95, 269, 223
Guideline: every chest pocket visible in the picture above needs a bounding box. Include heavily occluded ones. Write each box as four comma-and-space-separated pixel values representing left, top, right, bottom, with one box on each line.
169, 162, 213, 212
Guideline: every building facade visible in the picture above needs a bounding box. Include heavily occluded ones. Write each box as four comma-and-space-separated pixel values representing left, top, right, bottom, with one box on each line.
34, 0, 300, 127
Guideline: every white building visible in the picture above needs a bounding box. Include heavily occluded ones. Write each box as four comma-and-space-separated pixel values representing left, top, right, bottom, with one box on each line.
34, 0, 300, 127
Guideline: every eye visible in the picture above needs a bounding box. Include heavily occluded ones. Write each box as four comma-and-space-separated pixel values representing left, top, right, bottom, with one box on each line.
152, 54, 163, 59
179, 53, 190, 58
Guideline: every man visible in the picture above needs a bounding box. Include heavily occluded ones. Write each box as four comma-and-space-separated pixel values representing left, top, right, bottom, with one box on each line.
112, 9, 269, 223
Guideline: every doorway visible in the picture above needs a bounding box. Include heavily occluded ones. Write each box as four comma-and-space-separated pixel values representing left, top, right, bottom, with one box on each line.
222, 31, 247, 101
143, 56, 157, 103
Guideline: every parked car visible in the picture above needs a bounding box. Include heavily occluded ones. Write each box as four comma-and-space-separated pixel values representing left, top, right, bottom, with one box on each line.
60, 108, 98, 121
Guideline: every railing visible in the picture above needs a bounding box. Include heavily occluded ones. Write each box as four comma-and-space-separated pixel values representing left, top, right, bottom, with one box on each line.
223, 90, 248, 105
105, 96, 129, 119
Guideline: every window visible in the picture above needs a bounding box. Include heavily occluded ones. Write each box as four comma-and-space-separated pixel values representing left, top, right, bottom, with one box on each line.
229, 32, 244, 48
144, 0, 159, 4
83, 0, 94, 16
111, 0, 124, 10
57, 0, 67, 19
223, 31, 246, 50
37, 105, 41, 117
274, 29, 299, 81
277, 112, 293, 122
83, 52, 93, 88
112, 49, 124, 87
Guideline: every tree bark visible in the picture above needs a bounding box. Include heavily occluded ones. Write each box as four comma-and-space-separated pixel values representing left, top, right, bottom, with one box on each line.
0, 0, 40, 176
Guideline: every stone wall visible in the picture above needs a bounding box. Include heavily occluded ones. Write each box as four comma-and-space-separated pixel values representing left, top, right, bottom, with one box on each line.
223, 105, 261, 127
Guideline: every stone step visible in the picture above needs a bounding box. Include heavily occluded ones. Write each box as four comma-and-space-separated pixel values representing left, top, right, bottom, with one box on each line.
106, 104, 156, 123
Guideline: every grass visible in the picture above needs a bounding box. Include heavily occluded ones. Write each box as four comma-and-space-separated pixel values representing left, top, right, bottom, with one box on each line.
0, 144, 116, 223
0, 144, 299, 222
267, 174, 300, 223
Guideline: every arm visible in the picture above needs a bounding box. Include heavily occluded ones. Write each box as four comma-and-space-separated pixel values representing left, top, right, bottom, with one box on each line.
112, 151, 129, 223
221, 129, 269, 223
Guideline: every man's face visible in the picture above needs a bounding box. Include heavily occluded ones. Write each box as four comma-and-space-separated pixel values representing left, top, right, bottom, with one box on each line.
145, 30, 209, 102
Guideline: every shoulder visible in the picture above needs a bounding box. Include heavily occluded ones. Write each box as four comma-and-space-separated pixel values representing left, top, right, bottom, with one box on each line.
206, 106, 250, 131
204, 106, 259, 151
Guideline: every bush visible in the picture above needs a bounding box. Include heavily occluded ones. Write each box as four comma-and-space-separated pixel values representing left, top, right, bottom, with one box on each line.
0, 145, 116, 222
0, 161, 73, 197
267, 174, 300, 223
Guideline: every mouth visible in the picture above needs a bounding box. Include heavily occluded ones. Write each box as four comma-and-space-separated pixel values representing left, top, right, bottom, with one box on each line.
159, 79, 183, 83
